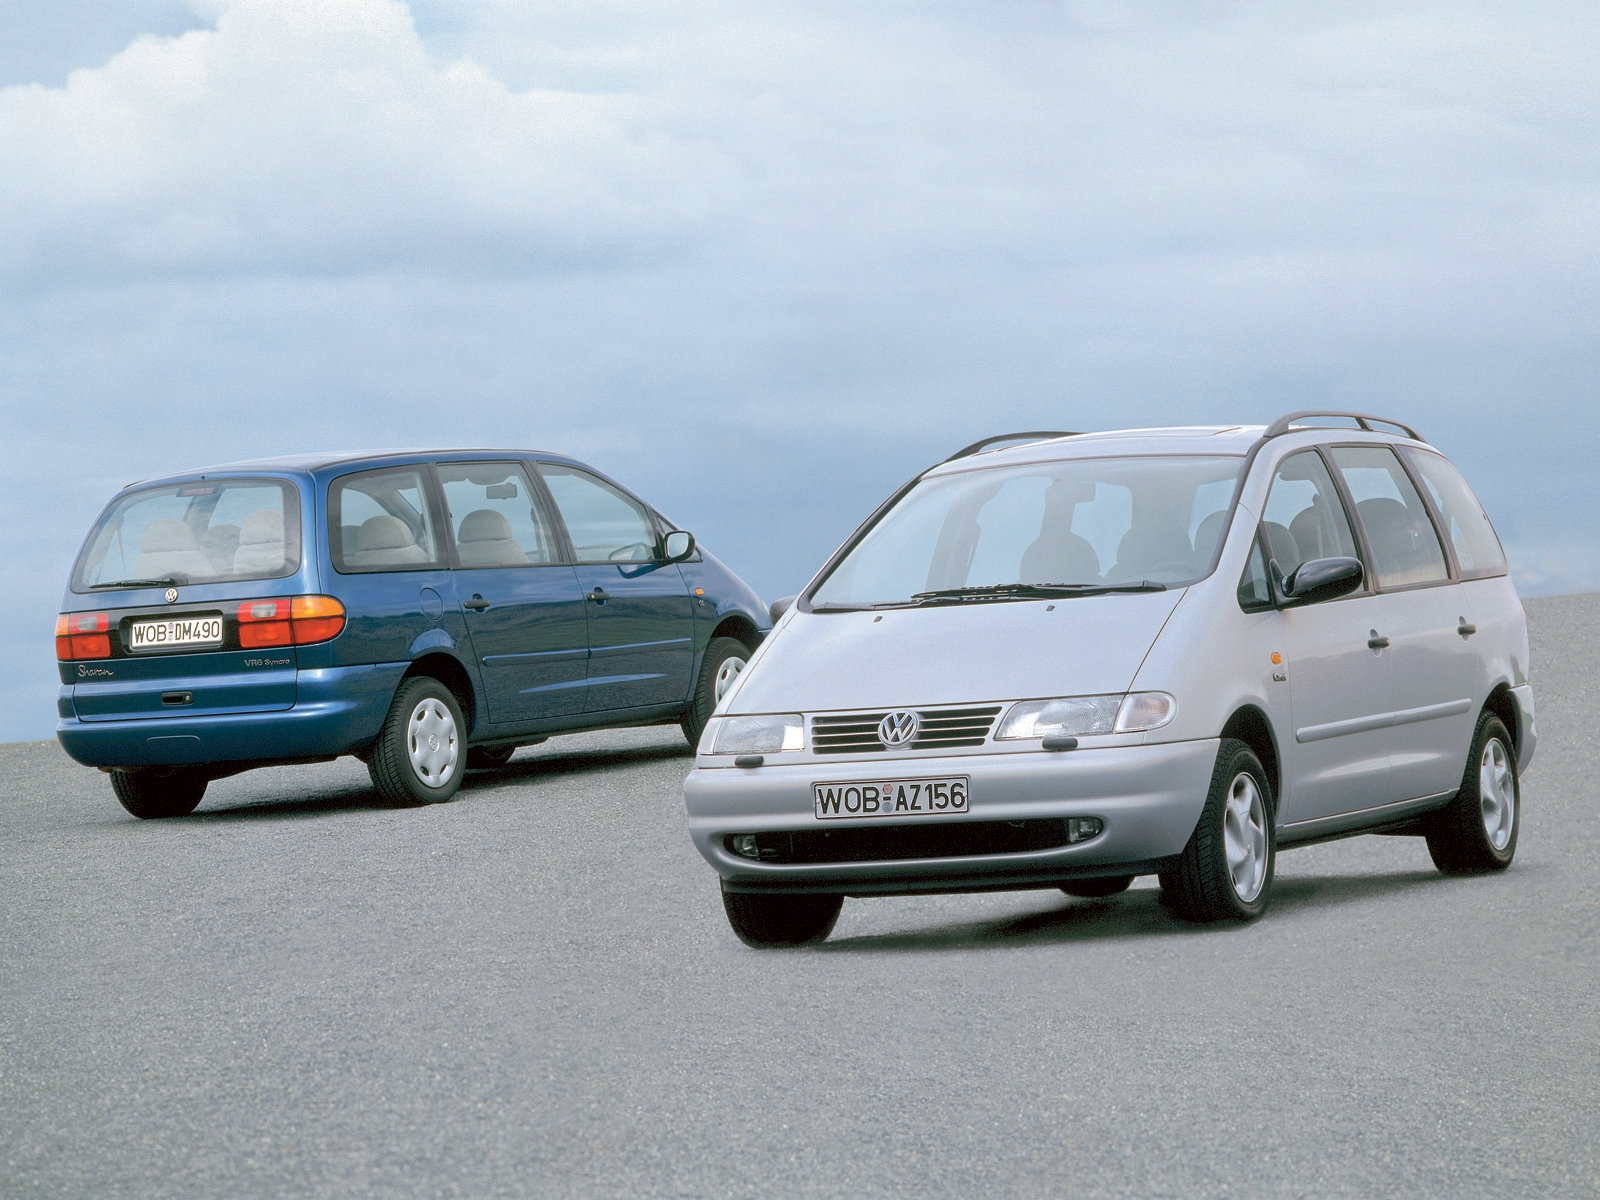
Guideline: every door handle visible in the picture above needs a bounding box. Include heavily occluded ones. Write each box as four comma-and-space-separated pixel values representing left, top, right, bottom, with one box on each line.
588, 587, 610, 605
1458, 619, 1477, 638
463, 594, 490, 612
1367, 631, 1390, 650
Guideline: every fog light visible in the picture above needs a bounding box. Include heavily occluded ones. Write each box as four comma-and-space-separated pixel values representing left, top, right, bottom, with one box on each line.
1066, 817, 1103, 844
729, 834, 761, 860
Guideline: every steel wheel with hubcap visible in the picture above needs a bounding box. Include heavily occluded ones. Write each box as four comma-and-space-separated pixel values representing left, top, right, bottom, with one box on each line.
1164, 738, 1276, 923
369, 677, 465, 806
682, 636, 751, 748
1426, 711, 1519, 874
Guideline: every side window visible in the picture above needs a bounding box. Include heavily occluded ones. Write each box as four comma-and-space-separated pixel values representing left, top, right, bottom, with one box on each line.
539, 466, 659, 564
1330, 446, 1449, 589
1260, 451, 1360, 577
329, 467, 444, 573
437, 462, 560, 568
1404, 449, 1507, 578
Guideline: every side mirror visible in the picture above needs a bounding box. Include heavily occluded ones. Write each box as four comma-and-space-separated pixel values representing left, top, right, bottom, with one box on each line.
1273, 556, 1363, 607
663, 530, 696, 562
769, 595, 797, 623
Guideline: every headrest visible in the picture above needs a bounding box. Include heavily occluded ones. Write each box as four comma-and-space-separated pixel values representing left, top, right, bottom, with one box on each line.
358, 515, 414, 551
141, 519, 198, 552
237, 510, 284, 546
458, 509, 515, 544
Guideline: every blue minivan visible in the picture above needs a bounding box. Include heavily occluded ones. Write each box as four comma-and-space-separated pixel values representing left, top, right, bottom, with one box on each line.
56, 450, 769, 817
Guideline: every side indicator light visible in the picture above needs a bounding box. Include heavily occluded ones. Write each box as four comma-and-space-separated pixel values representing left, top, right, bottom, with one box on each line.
1270, 652, 1284, 665
56, 612, 111, 660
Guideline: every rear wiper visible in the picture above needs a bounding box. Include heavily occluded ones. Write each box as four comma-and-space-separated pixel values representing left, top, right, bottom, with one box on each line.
908, 581, 1167, 605
88, 576, 180, 590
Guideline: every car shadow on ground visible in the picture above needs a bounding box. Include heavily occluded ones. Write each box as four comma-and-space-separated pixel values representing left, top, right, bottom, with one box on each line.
188, 737, 692, 822
816, 867, 1462, 953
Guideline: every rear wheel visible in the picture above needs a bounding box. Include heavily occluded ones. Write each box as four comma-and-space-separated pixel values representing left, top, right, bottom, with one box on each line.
721, 882, 842, 947
369, 677, 465, 806
1165, 739, 1275, 923
1060, 875, 1134, 898
110, 768, 208, 819
683, 637, 750, 748
1425, 712, 1518, 874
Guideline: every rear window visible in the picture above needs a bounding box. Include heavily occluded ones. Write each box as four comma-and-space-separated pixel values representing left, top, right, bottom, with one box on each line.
73, 479, 301, 592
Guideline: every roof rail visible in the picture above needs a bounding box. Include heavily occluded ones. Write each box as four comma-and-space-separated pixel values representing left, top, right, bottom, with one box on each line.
943, 430, 1081, 464
1264, 410, 1426, 443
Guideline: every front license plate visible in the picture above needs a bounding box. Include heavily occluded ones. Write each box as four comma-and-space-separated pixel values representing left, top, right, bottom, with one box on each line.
814, 776, 969, 821
127, 615, 224, 651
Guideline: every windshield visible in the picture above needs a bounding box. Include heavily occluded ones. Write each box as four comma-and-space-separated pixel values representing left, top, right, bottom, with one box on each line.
809, 454, 1244, 609
73, 478, 302, 591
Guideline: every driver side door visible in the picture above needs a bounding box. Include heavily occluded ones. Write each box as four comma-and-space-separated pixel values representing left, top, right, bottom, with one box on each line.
536, 463, 695, 713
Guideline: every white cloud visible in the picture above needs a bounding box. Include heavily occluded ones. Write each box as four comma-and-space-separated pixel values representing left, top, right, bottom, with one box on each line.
0, 0, 732, 284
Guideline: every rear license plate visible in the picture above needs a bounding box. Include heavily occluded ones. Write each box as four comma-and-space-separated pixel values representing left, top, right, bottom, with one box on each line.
127, 615, 224, 651
814, 776, 969, 820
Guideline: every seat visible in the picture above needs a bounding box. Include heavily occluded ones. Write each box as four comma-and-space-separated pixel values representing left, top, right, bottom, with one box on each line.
455, 510, 529, 567
201, 523, 241, 572
233, 510, 286, 575
1261, 521, 1300, 571
1191, 510, 1230, 566
1358, 497, 1428, 585
132, 519, 214, 582
1106, 523, 1193, 582
348, 515, 429, 568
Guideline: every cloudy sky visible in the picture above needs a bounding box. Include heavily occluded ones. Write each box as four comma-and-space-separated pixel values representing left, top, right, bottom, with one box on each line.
2, 0, 1596, 741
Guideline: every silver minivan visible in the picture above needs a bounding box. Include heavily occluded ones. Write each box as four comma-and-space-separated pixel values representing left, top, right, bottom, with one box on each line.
683, 412, 1536, 946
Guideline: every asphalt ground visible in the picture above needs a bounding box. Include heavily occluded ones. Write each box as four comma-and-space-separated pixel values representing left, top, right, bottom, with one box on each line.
2, 594, 1597, 1199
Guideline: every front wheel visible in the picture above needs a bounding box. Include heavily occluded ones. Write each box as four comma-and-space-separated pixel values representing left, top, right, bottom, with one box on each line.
683, 637, 750, 748
721, 883, 842, 947
368, 677, 465, 806
1165, 739, 1275, 923
1425, 712, 1518, 874
110, 768, 208, 819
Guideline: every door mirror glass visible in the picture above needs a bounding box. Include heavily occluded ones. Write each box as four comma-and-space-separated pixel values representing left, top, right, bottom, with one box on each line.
663, 530, 695, 562
1277, 555, 1364, 607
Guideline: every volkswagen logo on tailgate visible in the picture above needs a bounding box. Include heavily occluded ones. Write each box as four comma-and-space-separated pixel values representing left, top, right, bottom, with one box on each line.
164, 587, 179, 604
877, 710, 921, 748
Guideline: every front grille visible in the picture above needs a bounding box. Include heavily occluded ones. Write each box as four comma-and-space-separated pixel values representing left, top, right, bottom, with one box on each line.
728, 818, 1070, 865
811, 705, 1002, 754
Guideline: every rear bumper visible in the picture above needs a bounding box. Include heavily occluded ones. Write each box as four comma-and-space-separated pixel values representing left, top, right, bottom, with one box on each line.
683, 739, 1218, 896
56, 663, 406, 769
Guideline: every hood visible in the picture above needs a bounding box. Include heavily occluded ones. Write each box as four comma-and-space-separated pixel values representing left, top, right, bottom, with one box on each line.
725, 590, 1184, 714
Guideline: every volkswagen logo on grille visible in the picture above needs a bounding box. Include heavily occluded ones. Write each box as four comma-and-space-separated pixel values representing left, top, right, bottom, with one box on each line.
164, 587, 179, 604
877, 710, 920, 747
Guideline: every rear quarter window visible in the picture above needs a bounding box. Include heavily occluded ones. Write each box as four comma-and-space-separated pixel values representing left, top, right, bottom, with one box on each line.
1404, 449, 1508, 578
73, 479, 301, 591
328, 467, 444, 573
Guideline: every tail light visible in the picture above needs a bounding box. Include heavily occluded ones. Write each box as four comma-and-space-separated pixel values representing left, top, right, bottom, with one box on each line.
238, 595, 346, 648
56, 612, 111, 660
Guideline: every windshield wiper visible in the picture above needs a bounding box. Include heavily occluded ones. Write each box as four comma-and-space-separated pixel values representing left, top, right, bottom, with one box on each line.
908, 581, 1168, 606
88, 576, 181, 590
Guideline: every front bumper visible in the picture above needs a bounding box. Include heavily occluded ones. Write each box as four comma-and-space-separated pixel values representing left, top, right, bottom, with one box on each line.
56, 663, 407, 769
683, 739, 1218, 895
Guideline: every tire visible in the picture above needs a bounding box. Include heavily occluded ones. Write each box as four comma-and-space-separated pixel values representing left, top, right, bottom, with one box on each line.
1425, 712, 1519, 875
368, 677, 465, 806
466, 744, 516, 771
1060, 875, 1135, 899
1165, 739, 1276, 923
682, 637, 750, 748
110, 768, 207, 819
721, 882, 842, 947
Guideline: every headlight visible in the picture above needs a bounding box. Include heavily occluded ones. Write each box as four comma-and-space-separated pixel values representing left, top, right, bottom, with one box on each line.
710, 714, 805, 755
996, 692, 1176, 740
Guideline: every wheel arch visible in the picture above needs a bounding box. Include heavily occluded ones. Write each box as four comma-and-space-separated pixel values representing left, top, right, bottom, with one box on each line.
1219, 704, 1281, 812
710, 613, 763, 653
1482, 683, 1520, 760
403, 652, 479, 733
